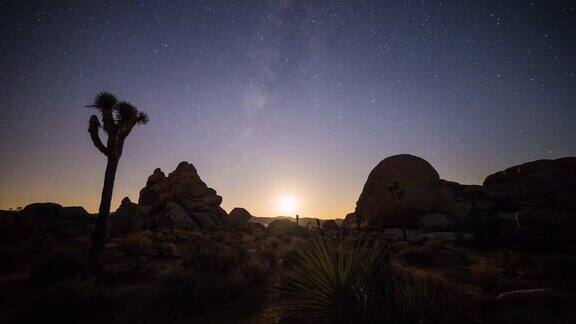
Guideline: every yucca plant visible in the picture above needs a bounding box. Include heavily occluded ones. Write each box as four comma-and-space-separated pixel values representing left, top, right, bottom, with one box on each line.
273, 238, 435, 323
87, 92, 149, 255
273, 238, 391, 322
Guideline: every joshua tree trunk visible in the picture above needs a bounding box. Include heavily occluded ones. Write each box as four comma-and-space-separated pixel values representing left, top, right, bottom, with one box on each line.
91, 157, 119, 255
87, 92, 149, 256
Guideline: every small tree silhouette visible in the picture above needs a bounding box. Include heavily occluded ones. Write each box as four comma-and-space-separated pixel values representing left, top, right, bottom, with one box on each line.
87, 92, 149, 255
388, 181, 406, 240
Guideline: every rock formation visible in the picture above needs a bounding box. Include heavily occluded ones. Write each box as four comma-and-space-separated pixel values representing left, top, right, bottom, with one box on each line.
355, 154, 456, 229
349, 154, 576, 250
114, 161, 231, 231
322, 219, 339, 231
483, 157, 576, 212
229, 207, 252, 230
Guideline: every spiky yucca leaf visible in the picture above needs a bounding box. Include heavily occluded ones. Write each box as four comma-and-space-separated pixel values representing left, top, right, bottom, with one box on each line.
88, 92, 118, 111
115, 101, 138, 123
136, 111, 149, 125
274, 238, 391, 321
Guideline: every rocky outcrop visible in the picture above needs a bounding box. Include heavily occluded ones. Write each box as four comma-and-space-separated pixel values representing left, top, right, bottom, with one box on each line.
483, 157, 576, 212
487, 288, 576, 323
322, 219, 339, 231
266, 219, 310, 237
111, 197, 145, 234
21, 203, 90, 222
229, 208, 252, 230
135, 161, 230, 230
419, 213, 453, 232
350, 155, 576, 249
355, 154, 455, 229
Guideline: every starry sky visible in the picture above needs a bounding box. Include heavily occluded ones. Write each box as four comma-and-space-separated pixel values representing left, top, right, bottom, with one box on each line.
1, 0, 575, 218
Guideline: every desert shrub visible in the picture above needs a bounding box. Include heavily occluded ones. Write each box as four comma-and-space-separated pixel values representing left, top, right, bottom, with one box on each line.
398, 247, 435, 267
0, 244, 23, 271
470, 260, 499, 291
240, 261, 267, 286
272, 238, 390, 322
30, 249, 85, 286
379, 271, 437, 323
261, 246, 279, 267
152, 269, 251, 320
24, 280, 111, 323
127, 256, 151, 276
182, 237, 248, 274
119, 232, 153, 257
465, 213, 509, 248
153, 241, 177, 258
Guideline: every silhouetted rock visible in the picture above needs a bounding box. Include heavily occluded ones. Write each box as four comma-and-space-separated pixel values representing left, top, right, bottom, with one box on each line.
419, 213, 453, 232
342, 212, 356, 227
381, 228, 423, 241
21, 203, 89, 222
516, 209, 572, 228
111, 197, 145, 233
266, 219, 309, 237
355, 154, 455, 229
322, 219, 339, 231
229, 207, 252, 230
138, 168, 166, 205
489, 288, 576, 323
483, 157, 576, 212
415, 232, 474, 243
137, 161, 229, 230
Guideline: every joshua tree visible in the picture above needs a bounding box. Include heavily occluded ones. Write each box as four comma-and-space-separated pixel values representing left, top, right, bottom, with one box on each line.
388, 181, 406, 240
87, 92, 149, 255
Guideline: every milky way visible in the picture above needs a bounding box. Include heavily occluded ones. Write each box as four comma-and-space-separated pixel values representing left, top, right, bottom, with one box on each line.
1, 1, 575, 218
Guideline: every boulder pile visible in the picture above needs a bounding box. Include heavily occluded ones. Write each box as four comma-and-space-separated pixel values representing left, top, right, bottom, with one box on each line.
113, 161, 232, 231
349, 154, 576, 249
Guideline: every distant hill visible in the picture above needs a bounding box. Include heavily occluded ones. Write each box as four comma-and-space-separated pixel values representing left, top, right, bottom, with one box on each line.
250, 216, 343, 228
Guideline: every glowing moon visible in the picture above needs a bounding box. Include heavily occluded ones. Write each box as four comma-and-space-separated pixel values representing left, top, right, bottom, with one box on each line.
278, 196, 297, 214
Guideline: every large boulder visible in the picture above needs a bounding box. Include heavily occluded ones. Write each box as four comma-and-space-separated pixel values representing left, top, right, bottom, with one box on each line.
322, 219, 339, 231
137, 161, 229, 230
229, 207, 252, 230
16, 203, 91, 240
487, 288, 576, 323
266, 219, 310, 237
516, 209, 573, 228
419, 213, 453, 232
355, 154, 455, 229
483, 157, 576, 212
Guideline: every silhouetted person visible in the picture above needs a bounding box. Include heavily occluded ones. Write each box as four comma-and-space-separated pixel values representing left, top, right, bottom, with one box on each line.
296, 214, 299, 225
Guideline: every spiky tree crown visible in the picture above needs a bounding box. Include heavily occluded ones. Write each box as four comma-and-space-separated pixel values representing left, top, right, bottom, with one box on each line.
87, 92, 148, 157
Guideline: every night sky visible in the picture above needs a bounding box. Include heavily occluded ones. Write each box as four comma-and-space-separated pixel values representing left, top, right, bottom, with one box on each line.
1, 1, 575, 218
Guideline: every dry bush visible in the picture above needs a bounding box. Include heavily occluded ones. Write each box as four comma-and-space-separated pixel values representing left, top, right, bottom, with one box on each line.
119, 232, 153, 257
398, 246, 436, 267
30, 249, 85, 286
470, 260, 499, 291
153, 241, 177, 258
150, 268, 253, 320
23, 280, 113, 323
181, 236, 248, 274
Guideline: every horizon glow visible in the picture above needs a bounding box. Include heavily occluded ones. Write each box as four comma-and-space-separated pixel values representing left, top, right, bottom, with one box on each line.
1, 1, 575, 218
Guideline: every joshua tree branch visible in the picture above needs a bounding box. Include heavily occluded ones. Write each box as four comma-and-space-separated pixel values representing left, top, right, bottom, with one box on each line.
88, 115, 109, 156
